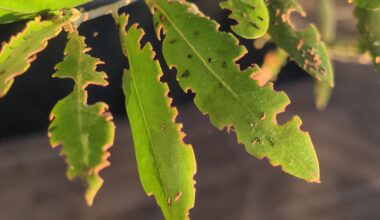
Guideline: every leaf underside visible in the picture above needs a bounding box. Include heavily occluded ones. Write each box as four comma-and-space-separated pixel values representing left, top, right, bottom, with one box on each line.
355, 6, 380, 73
48, 31, 115, 206
0, 10, 79, 98
0, 0, 90, 24
220, 0, 269, 39
266, 0, 334, 108
115, 14, 196, 220
147, 0, 319, 182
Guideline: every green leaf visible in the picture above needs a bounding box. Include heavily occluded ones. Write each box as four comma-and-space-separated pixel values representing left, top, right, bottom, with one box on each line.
0, 10, 80, 98
115, 14, 196, 220
48, 30, 115, 206
220, 0, 269, 39
355, 7, 380, 73
0, 0, 90, 24
354, 0, 380, 10
267, 0, 334, 88
147, 0, 319, 182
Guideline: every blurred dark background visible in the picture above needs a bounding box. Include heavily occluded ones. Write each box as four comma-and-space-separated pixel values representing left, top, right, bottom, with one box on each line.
1, 0, 380, 220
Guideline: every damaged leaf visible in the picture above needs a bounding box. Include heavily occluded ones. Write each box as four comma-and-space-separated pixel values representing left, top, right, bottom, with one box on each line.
48, 30, 115, 206
0, 10, 79, 98
267, 0, 334, 109
267, 0, 334, 87
220, 0, 269, 39
146, 0, 319, 182
115, 14, 196, 220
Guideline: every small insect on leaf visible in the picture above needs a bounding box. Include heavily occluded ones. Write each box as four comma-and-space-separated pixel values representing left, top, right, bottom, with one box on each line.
48, 30, 115, 206
147, 0, 319, 182
115, 13, 196, 220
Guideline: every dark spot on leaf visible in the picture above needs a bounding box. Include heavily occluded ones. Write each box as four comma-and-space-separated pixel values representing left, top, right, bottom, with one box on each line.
207, 58, 212, 63
218, 83, 223, 89
222, 61, 227, 68
48, 126, 57, 133
169, 39, 177, 44
161, 123, 165, 131
193, 31, 199, 36
258, 16, 264, 21
252, 137, 263, 145
159, 14, 165, 21
269, 137, 275, 147
249, 22, 260, 30
181, 70, 190, 78
187, 54, 192, 59
248, 5, 257, 10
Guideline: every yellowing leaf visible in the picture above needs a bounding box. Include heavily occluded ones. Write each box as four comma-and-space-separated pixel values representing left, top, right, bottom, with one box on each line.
48, 30, 115, 206
147, 0, 319, 182
0, 10, 80, 98
220, 0, 269, 39
115, 14, 196, 220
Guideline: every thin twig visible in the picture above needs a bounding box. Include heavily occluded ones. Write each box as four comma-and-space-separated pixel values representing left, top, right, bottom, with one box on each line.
73, 0, 136, 27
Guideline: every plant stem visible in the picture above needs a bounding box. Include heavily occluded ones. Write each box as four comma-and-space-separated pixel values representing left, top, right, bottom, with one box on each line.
73, 0, 136, 26
318, 0, 337, 43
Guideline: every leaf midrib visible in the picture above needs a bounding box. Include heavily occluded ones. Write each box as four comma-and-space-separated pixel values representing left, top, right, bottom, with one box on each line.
155, 3, 258, 118
154, 2, 317, 179
128, 55, 169, 205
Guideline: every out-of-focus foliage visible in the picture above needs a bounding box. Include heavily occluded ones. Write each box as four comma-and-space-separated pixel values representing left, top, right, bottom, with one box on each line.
354, 0, 380, 10
355, 3, 380, 73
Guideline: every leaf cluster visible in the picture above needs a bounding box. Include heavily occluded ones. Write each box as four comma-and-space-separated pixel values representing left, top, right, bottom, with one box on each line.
0, 0, 379, 219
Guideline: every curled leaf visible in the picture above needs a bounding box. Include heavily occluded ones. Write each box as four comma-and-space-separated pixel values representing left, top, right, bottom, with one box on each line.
115, 14, 196, 220
0, 9, 80, 98
147, 0, 319, 182
220, 0, 269, 39
48, 30, 115, 206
